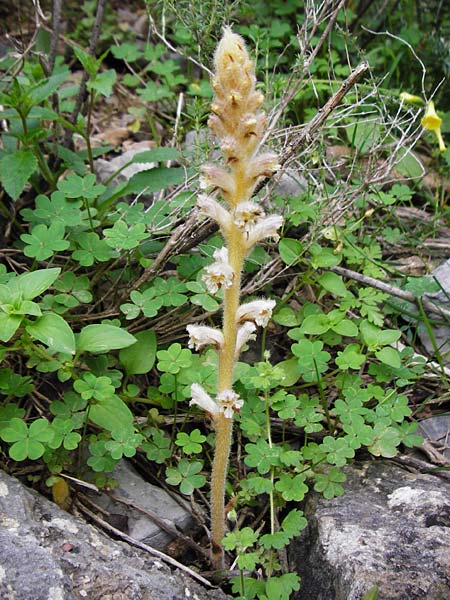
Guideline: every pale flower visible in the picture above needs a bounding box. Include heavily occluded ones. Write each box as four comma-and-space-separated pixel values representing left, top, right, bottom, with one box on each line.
200, 164, 235, 197
187, 324, 224, 351
247, 152, 280, 180
190, 383, 219, 418
202, 247, 235, 294
235, 321, 257, 357
197, 194, 231, 231
237, 298, 276, 327
244, 214, 284, 249
217, 389, 244, 418
234, 201, 265, 233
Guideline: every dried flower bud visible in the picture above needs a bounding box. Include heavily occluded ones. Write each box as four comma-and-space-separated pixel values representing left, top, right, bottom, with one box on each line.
187, 325, 224, 351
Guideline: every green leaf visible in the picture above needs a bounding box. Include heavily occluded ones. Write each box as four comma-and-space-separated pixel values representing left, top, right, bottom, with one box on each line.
0, 149, 38, 201
130, 148, 180, 164
278, 238, 303, 265
175, 429, 206, 454
77, 324, 136, 353
318, 272, 349, 297
89, 394, 134, 432
335, 343, 366, 370
0, 313, 23, 342
87, 69, 117, 97
12, 268, 60, 300
123, 167, 186, 195
375, 347, 401, 368
21, 222, 70, 261
265, 574, 301, 600
119, 329, 156, 375
26, 313, 75, 355
299, 313, 330, 335
156, 343, 192, 374
362, 585, 379, 600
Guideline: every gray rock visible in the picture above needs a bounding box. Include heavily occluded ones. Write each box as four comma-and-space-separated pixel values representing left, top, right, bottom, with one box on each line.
272, 168, 307, 198
418, 416, 450, 460
418, 258, 450, 362
95, 143, 157, 186
0, 469, 229, 600
289, 460, 450, 599
85, 459, 194, 550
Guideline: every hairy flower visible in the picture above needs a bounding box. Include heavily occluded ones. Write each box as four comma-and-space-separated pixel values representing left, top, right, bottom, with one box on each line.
235, 321, 257, 357
217, 389, 243, 418
200, 164, 235, 198
246, 152, 280, 180
187, 325, 224, 351
197, 194, 231, 231
244, 214, 284, 249
234, 201, 265, 233
190, 383, 219, 418
237, 298, 276, 327
202, 247, 235, 294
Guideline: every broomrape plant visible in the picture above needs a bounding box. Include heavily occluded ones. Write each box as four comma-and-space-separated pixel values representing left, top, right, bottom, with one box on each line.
186, 27, 282, 569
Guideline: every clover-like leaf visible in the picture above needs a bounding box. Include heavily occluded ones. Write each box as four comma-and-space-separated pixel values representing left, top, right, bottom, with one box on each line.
156, 343, 192, 374
0, 417, 53, 461
165, 458, 206, 495
175, 429, 206, 454
57, 173, 106, 199
314, 467, 346, 499
21, 222, 70, 261
275, 472, 308, 501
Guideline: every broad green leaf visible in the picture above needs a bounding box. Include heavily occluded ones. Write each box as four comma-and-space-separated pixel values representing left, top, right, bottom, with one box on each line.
0, 149, 38, 201
119, 329, 156, 375
26, 313, 75, 355
375, 347, 401, 368
124, 167, 186, 195
0, 313, 23, 342
318, 272, 349, 297
77, 324, 136, 353
274, 358, 303, 386
89, 395, 134, 432
130, 148, 180, 164
278, 238, 303, 265
12, 268, 60, 300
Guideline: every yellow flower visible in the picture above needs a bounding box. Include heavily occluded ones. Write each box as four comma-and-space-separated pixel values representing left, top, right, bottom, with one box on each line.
399, 92, 424, 105
421, 101, 446, 152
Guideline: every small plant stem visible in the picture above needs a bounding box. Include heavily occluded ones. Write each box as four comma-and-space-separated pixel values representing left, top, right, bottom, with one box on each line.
85, 91, 96, 174
210, 225, 245, 569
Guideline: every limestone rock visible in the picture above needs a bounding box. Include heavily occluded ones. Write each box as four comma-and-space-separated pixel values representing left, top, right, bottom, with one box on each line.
85, 459, 194, 550
0, 469, 229, 600
289, 460, 450, 599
